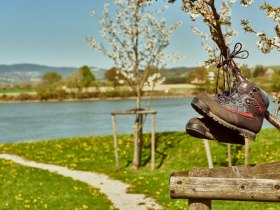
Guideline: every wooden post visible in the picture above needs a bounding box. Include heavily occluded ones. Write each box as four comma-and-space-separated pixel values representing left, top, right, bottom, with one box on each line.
245, 138, 249, 165
138, 113, 143, 168
151, 113, 155, 171
227, 144, 232, 167
203, 140, 213, 168
189, 199, 211, 210
133, 122, 139, 170
111, 115, 119, 170
111, 109, 157, 171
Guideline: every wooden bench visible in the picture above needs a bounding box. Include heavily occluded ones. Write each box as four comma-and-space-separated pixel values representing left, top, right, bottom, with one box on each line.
170, 162, 280, 210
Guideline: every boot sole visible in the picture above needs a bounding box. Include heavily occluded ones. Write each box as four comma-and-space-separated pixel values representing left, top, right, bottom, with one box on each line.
186, 122, 245, 145
191, 98, 256, 140
186, 122, 214, 140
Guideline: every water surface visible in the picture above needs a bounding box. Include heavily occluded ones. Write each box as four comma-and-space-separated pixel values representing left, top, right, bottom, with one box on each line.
0, 97, 276, 143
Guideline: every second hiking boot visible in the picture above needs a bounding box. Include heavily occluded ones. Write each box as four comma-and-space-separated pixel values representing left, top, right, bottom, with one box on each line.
191, 80, 269, 140
186, 117, 247, 145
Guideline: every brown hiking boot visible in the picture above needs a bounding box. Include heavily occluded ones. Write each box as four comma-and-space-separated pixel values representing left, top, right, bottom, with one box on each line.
191, 80, 269, 140
186, 117, 247, 145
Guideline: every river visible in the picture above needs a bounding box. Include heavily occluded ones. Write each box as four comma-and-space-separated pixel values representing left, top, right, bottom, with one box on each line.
0, 97, 277, 143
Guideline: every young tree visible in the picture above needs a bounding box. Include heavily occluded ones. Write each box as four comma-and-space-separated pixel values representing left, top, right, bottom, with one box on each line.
67, 65, 96, 89
36, 71, 63, 100
105, 67, 125, 88
88, 0, 182, 169
42, 71, 62, 85
88, 0, 181, 107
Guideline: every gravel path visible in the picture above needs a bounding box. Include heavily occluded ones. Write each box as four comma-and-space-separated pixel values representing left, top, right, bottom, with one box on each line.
0, 154, 163, 210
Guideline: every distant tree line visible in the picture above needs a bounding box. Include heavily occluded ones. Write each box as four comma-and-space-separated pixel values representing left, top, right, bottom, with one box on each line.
183, 65, 280, 94
0, 64, 279, 101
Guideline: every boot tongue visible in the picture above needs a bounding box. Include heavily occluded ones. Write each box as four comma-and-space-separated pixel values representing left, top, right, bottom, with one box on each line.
237, 81, 252, 93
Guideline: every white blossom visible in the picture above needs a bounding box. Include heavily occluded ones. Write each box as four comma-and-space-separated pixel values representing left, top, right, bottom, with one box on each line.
257, 40, 271, 53
240, 0, 254, 8
89, 10, 95, 17
190, 12, 200, 21
114, 0, 122, 4
272, 37, 280, 50
275, 17, 280, 24
267, 11, 277, 20
256, 32, 265, 38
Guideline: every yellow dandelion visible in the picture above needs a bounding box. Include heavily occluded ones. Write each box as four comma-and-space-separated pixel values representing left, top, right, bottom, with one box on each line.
73, 186, 79, 191
24, 204, 30, 209
82, 204, 89, 209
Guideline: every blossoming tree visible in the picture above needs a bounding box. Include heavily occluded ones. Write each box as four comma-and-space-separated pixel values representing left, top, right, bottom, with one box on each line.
144, 0, 280, 122
88, 0, 182, 169
140, 0, 280, 167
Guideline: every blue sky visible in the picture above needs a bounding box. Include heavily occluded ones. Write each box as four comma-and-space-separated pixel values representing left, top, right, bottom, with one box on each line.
0, 0, 279, 69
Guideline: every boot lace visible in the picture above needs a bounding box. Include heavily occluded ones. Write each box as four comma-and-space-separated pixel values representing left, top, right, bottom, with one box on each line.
215, 43, 249, 104
215, 42, 249, 96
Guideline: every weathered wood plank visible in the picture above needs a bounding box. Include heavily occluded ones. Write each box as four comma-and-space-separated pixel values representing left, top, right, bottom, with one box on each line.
171, 162, 280, 179
170, 176, 280, 202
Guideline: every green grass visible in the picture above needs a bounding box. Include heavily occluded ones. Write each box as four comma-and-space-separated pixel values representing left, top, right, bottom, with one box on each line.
0, 129, 280, 209
0, 88, 36, 94
0, 159, 115, 210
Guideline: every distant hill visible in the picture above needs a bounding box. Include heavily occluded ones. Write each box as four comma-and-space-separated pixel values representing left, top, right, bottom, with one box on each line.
8, 64, 279, 85
0, 64, 196, 85
0, 64, 106, 84
161, 66, 194, 77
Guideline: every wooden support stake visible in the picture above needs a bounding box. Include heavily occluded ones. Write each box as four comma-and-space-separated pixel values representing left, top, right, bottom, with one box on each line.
151, 113, 155, 171
189, 199, 211, 210
203, 140, 213, 168
227, 144, 232, 167
112, 115, 119, 170
245, 138, 249, 165
133, 123, 139, 170
111, 109, 157, 171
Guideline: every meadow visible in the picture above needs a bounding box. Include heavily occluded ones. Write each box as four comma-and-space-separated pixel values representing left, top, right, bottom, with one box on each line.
0, 129, 280, 209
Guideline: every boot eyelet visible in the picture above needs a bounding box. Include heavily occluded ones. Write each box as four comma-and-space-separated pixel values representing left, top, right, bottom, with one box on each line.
253, 87, 258, 92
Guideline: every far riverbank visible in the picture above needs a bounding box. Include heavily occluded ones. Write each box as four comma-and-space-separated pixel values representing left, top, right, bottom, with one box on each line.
0, 84, 196, 103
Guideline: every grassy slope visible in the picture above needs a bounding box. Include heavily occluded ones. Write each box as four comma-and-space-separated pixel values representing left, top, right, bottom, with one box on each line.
0, 129, 280, 209
0, 159, 115, 210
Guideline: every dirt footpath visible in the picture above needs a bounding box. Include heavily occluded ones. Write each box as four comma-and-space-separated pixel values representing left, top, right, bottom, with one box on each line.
0, 154, 163, 210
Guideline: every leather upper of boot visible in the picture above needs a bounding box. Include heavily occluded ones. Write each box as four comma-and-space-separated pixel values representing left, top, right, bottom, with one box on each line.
194, 80, 269, 133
